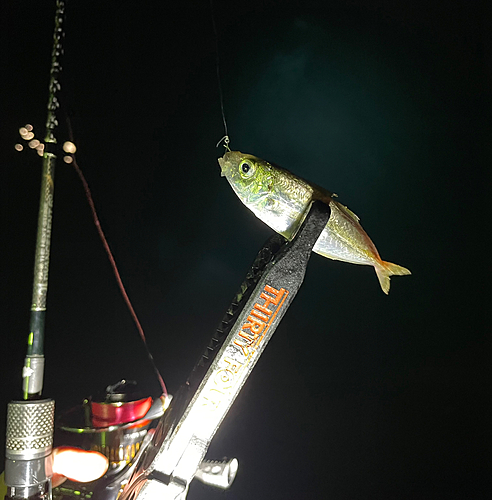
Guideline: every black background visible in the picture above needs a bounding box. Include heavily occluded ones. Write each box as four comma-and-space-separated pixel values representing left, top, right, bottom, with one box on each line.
0, 1, 489, 498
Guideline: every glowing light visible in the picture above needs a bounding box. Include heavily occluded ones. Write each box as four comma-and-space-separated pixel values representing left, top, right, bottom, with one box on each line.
25, 124, 33, 131
53, 448, 108, 483
37, 150, 44, 156
63, 141, 76, 154
36, 143, 45, 151
19, 127, 28, 137
63, 155, 73, 164
24, 132, 35, 140
15, 143, 23, 151
29, 139, 40, 149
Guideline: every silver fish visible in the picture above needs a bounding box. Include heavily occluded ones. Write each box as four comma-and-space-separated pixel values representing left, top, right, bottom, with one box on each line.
218, 151, 410, 294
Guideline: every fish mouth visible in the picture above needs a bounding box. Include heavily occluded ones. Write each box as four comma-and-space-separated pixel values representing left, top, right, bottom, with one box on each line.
218, 151, 242, 177
218, 156, 226, 177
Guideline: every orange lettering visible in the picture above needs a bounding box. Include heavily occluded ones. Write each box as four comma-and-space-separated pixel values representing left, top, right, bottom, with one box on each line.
253, 285, 286, 315
238, 330, 257, 343
232, 286, 288, 359
242, 315, 266, 335
251, 308, 269, 321
234, 338, 250, 356
254, 301, 273, 316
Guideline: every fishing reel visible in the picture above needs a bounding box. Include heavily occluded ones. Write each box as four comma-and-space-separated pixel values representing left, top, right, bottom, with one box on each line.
52, 380, 164, 500
52, 380, 237, 500
7, 201, 330, 500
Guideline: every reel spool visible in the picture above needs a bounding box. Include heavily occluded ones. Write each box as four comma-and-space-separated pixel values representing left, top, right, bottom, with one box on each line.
53, 381, 166, 500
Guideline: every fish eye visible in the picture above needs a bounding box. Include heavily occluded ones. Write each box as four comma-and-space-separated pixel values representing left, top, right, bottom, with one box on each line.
239, 160, 254, 178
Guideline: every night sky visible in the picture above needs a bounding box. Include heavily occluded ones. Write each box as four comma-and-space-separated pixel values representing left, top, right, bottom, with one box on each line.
0, 1, 489, 499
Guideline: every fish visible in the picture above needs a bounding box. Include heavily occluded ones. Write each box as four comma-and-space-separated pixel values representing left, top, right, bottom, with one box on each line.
218, 151, 410, 294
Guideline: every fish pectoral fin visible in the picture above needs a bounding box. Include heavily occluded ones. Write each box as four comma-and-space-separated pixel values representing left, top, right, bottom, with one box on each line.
375, 261, 411, 294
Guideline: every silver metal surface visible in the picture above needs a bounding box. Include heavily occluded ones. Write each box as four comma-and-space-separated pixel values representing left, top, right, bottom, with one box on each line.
6, 477, 52, 500
195, 458, 238, 489
4, 456, 54, 490
6, 399, 55, 460
22, 356, 45, 396
5, 399, 55, 489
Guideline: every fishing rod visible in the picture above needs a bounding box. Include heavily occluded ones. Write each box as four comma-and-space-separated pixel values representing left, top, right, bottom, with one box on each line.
5, 3, 335, 499
6, 3, 167, 497
6, 3, 171, 500
4, 1, 66, 500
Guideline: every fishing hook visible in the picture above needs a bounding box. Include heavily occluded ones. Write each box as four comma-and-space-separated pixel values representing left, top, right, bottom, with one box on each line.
216, 135, 231, 151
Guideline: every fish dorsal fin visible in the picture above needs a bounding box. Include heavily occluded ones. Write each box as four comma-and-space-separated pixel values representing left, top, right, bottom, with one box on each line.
338, 203, 360, 221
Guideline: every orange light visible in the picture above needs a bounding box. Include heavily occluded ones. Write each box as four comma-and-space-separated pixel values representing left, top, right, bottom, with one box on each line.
53, 447, 109, 483
63, 155, 73, 164
29, 139, 40, 149
15, 144, 24, 151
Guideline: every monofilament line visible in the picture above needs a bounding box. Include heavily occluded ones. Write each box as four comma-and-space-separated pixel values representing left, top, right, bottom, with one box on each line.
210, 0, 230, 151
66, 117, 168, 398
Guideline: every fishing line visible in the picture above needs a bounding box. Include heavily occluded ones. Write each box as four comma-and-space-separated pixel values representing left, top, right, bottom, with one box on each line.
66, 118, 168, 398
210, 0, 231, 151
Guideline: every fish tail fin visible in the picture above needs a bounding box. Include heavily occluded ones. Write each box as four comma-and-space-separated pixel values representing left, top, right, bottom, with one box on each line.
375, 261, 411, 295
